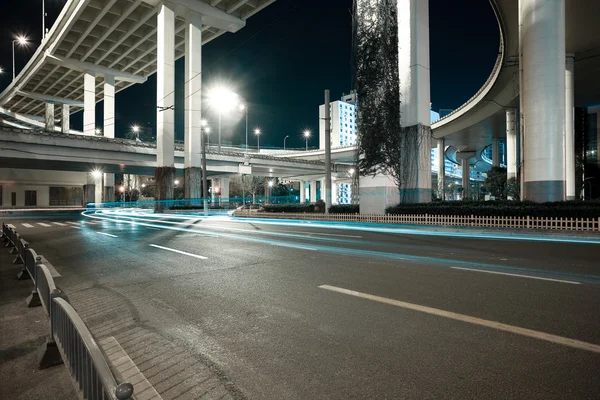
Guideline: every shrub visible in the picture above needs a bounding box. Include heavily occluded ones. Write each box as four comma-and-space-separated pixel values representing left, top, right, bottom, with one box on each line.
329, 204, 359, 214
385, 200, 600, 219
262, 204, 315, 213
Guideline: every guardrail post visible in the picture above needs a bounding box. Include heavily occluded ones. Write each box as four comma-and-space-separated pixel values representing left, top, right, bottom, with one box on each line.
37, 288, 68, 369
26, 256, 43, 308
9, 234, 20, 253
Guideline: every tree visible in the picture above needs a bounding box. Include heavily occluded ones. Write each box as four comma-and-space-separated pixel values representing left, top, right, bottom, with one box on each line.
229, 175, 265, 203
484, 167, 507, 199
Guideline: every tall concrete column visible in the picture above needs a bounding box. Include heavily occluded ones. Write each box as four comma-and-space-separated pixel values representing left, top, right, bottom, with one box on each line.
155, 3, 176, 209
492, 138, 500, 167
220, 177, 229, 209
520, 0, 566, 202
565, 54, 575, 200
397, 0, 432, 203
83, 72, 96, 136
332, 180, 339, 205
45, 103, 55, 132
184, 12, 203, 200
310, 180, 317, 202
300, 181, 306, 203
506, 109, 518, 180
104, 173, 115, 202
437, 138, 445, 200
104, 75, 115, 139
61, 104, 70, 133
461, 159, 470, 200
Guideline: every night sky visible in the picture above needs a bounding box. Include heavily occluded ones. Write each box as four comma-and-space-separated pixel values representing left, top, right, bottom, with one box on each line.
0, 0, 499, 149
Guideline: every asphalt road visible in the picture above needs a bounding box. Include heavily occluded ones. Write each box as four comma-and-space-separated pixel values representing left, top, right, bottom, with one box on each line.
2, 209, 600, 399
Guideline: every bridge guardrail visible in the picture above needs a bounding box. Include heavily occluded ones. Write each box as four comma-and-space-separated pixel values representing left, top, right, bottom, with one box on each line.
4, 224, 135, 399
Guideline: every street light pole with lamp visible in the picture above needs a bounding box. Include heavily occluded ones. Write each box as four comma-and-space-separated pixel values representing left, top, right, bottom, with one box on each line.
12, 36, 28, 81
254, 128, 261, 152
283, 135, 289, 150
208, 86, 239, 153
267, 180, 274, 204
303, 130, 311, 151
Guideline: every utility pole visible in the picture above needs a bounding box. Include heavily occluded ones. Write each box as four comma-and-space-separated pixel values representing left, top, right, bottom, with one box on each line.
325, 89, 332, 213
201, 121, 208, 216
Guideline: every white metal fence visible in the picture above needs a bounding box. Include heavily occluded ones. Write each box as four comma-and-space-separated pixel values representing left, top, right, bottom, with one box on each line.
235, 212, 600, 232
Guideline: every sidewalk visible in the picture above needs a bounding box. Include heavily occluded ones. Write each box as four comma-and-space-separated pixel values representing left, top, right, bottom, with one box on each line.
0, 247, 76, 400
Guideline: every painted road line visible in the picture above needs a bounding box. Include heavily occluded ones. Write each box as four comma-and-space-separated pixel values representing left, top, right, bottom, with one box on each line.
52, 222, 68, 226
451, 267, 581, 285
97, 232, 118, 238
149, 244, 208, 260
22, 223, 34, 228
37, 222, 52, 227
66, 221, 80, 225
98, 337, 163, 400
319, 285, 600, 354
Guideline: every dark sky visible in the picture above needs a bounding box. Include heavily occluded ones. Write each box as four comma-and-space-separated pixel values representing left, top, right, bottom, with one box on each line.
0, 0, 499, 149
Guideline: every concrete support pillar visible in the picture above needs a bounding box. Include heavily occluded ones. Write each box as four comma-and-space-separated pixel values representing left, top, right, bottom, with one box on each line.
437, 138, 445, 200
83, 72, 96, 136
310, 180, 317, 202
220, 177, 229, 209
461, 159, 470, 200
565, 54, 575, 200
520, 0, 566, 202
45, 103, 55, 132
359, 174, 399, 214
103, 75, 115, 139
492, 138, 500, 167
155, 3, 176, 209
300, 181, 306, 203
104, 173, 115, 203
397, 0, 432, 203
506, 109, 518, 180
184, 12, 203, 200
94, 173, 102, 204
61, 104, 70, 133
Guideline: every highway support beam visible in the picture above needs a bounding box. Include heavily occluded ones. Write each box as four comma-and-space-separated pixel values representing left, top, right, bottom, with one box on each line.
61, 104, 70, 133
492, 138, 500, 168
565, 54, 575, 200
184, 12, 203, 201
397, 0, 432, 203
520, 0, 566, 202
45, 103, 55, 132
83, 72, 96, 136
506, 108, 518, 182
155, 3, 176, 211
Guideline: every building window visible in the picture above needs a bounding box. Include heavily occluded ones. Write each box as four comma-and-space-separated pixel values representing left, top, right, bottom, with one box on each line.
24, 190, 37, 206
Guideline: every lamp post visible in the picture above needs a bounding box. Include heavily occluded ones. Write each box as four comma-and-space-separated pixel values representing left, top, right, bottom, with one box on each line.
283, 135, 289, 150
131, 124, 140, 140
254, 128, 261, 152
240, 104, 248, 154
12, 36, 28, 81
267, 180, 274, 204
42, 0, 46, 41
303, 130, 311, 151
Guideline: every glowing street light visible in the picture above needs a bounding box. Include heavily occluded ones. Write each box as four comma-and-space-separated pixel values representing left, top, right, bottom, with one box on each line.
174, 179, 180, 185
95, 128, 102, 135
119, 185, 126, 202
254, 128, 261, 152
91, 169, 102, 180
208, 85, 239, 152
268, 181, 274, 187
303, 130, 311, 151
0, 66, 4, 75
12, 35, 29, 81
349, 168, 355, 176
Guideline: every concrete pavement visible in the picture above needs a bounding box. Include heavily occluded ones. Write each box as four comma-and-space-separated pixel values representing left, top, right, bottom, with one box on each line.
1, 210, 599, 399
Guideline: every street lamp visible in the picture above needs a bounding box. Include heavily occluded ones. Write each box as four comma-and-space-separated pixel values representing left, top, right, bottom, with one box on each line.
303, 130, 311, 151
12, 36, 29, 81
254, 128, 261, 152
208, 86, 239, 152
0, 66, 4, 75
240, 104, 248, 154
283, 135, 289, 150
174, 179, 180, 185
119, 185, 126, 202
205, 126, 211, 147
131, 124, 140, 140
95, 128, 102, 135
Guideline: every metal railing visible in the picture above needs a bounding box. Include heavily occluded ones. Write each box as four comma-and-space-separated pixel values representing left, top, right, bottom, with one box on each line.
4, 224, 135, 399
52, 297, 134, 400
235, 212, 600, 232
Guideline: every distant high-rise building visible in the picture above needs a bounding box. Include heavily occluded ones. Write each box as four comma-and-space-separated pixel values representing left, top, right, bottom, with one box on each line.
319, 92, 358, 150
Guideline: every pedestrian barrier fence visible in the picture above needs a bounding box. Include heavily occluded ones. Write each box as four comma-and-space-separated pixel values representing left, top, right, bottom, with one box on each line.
2, 223, 135, 399
234, 212, 600, 232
